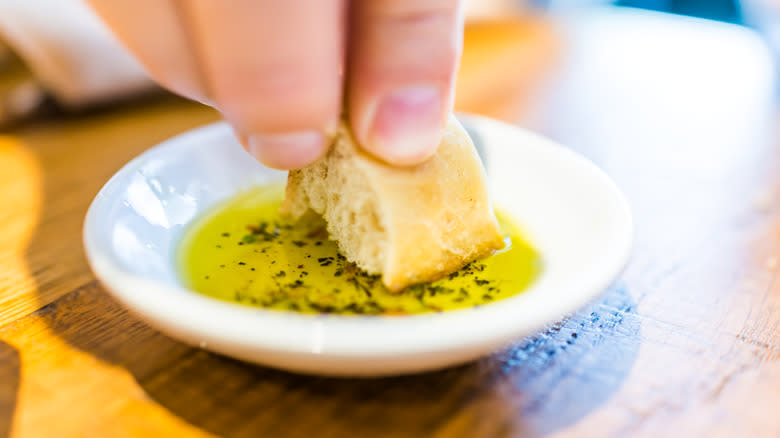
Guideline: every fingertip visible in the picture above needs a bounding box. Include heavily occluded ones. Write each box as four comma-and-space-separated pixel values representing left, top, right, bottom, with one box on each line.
364, 128, 442, 166
246, 131, 328, 170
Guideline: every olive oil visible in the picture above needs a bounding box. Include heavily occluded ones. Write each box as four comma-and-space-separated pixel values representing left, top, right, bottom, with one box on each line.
178, 185, 541, 315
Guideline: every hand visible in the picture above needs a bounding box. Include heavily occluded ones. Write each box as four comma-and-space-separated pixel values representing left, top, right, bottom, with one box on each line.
88, 0, 464, 169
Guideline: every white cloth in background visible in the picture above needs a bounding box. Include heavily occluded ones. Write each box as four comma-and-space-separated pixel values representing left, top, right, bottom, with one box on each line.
0, 0, 154, 108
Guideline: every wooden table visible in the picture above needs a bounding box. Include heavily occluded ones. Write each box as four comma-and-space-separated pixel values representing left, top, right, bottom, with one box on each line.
1, 7, 779, 438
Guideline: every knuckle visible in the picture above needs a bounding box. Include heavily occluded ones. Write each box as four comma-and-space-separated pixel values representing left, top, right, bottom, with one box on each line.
355, 0, 462, 78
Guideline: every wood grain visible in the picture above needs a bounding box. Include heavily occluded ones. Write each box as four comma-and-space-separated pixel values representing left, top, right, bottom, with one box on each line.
2, 280, 638, 438
0, 9, 779, 438
0, 96, 219, 326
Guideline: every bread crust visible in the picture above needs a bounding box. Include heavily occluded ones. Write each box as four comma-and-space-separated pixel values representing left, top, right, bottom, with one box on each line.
281, 116, 504, 292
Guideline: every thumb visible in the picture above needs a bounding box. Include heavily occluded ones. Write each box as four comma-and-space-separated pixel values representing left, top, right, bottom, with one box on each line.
347, 0, 463, 166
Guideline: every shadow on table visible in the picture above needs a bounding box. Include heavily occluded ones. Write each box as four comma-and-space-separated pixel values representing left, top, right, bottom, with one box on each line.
0, 341, 20, 438
36, 281, 639, 438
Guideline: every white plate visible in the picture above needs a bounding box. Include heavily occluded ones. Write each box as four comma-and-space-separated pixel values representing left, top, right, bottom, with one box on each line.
83, 115, 632, 377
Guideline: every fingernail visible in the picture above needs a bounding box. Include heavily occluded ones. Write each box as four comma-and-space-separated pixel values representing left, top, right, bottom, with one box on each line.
247, 131, 326, 170
369, 86, 444, 165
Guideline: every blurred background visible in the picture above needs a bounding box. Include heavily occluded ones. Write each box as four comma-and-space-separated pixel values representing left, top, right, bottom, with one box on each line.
2, 2, 779, 435
0, 0, 776, 129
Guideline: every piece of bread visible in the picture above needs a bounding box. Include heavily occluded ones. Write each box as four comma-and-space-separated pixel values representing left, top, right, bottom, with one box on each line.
280, 115, 504, 292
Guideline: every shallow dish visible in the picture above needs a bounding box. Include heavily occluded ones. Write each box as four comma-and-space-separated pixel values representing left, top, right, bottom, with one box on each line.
83, 115, 632, 377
